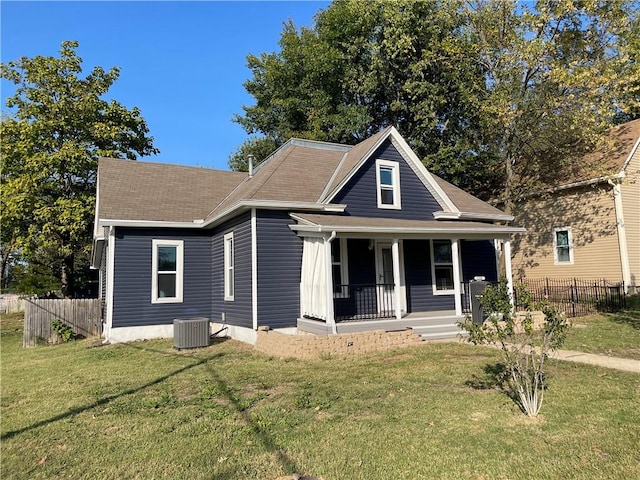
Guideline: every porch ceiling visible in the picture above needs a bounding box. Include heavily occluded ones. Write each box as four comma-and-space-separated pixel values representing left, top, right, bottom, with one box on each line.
289, 213, 525, 238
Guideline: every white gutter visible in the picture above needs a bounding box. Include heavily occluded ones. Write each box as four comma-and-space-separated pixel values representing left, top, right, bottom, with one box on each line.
202, 200, 347, 229
504, 172, 626, 203
99, 219, 204, 229
609, 178, 631, 292
97, 201, 347, 230
433, 211, 514, 222
290, 224, 525, 236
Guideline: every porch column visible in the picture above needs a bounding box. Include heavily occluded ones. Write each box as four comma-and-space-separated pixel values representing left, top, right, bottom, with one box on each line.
451, 239, 462, 316
325, 233, 337, 334
392, 239, 402, 320
504, 238, 515, 307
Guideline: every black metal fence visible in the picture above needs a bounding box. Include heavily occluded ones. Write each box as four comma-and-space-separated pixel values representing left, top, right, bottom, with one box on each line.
334, 284, 395, 321
516, 278, 626, 318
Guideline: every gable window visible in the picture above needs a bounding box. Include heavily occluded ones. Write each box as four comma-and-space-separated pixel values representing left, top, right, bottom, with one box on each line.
553, 227, 573, 264
152, 239, 183, 303
331, 238, 349, 298
431, 239, 455, 294
376, 159, 401, 209
224, 232, 235, 301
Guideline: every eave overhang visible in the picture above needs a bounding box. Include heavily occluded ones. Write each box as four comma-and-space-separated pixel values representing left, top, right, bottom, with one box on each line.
433, 211, 514, 222
289, 213, 525, 240
96, 201, 348, 230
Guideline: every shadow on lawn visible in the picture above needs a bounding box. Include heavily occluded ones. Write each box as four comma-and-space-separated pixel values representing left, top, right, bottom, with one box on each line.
609, 310, 640, 330
0, 348, 223, 442
2, 340, 303, 478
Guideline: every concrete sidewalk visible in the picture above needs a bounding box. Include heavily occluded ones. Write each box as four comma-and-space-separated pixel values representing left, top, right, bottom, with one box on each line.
551, 349, 640, 373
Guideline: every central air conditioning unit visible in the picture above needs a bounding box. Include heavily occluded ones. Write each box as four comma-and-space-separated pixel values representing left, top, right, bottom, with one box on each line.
173, 317, 210, 349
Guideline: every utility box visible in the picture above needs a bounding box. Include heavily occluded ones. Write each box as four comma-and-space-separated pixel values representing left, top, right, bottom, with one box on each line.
173, 317, 210, 349
470, 280, 490, 324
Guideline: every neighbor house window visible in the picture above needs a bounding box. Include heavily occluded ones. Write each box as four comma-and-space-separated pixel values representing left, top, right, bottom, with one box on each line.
431, 239, 455, 294
376, 159, 401, 209
152, 239, 183, 303
553, 227, 573, 264
331, 238, 349, 298
224, 232, 235, 301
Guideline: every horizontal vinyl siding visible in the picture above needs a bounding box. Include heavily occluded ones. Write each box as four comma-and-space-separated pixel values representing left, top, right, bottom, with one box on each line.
256, 210, 302, 328
461, 240, 498, 282
621, 148, 639, 288
403, 240, 454, 312
511, 184, 623, 281
112, 228, 211, 328
212, 213, 253, 328
333, 140, 442, 218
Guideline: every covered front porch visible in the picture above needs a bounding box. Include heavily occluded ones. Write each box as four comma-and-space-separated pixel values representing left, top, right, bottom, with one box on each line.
290, 213, 523, 336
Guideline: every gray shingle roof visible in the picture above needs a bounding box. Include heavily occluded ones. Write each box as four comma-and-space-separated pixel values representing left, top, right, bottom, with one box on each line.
97, 158, 246, 222
97, 128, 511, 225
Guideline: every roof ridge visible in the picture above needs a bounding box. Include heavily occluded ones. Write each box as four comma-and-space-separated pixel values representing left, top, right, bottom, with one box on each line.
99, 156, 244, 176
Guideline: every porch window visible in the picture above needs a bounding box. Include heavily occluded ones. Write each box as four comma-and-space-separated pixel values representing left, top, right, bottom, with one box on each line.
376, 159, 401, 209
331, 238, 349, 298
431, 239, 455, 294
224, 232, 234, 301
553, 227, 573, 264
151, 239, 183, 303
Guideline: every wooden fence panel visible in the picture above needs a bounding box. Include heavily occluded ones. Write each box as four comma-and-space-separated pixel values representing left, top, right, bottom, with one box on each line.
23, 299, 102, 348
0, 297, 26, 314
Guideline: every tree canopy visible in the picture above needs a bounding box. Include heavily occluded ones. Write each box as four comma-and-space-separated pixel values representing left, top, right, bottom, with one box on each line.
232, 0, 640, 203
1, 41, 158, 297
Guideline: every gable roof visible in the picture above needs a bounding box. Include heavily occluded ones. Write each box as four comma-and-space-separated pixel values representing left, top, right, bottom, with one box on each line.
541, 118, 640, 189
205, 139, 348, 221
507, 118, 640, 202
96, 127, 512, 229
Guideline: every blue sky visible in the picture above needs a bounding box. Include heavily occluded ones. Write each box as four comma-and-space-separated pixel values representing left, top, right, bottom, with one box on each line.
1, 1, 330, 169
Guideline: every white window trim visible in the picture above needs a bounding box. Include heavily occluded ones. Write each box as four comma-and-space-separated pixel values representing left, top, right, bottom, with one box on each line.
553, 227, 574, 265
224, 232, 235, 301
376, 159, 401, 210
430, 239, 455, 295
332, 238, 350, 298
151, 239, 183, 304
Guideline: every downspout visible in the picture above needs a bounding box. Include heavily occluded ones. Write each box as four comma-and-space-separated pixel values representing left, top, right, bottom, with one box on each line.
325, 231, 337, 334
608, 178, 631, 293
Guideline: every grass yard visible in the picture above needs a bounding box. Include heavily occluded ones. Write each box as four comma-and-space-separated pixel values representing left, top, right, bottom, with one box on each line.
1, 313, 639, 480
563, 311, 640, 360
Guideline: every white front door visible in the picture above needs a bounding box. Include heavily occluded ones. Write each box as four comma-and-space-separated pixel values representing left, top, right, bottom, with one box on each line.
375, 242, 395, 315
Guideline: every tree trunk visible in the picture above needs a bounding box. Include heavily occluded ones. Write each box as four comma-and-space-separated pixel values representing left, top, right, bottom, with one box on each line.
61, 253, 75, 298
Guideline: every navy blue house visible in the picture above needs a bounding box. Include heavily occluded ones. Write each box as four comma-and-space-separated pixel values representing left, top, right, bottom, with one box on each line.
92, 127, 523, 343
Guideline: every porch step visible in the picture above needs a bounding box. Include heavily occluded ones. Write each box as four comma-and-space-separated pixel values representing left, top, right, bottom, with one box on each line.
412, 323, 468, 341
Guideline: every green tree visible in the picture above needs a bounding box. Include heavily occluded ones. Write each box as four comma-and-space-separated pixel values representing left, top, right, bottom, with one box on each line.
234, 0, 640, 201
1, 41, 158, 297
233, 0, 496, 195
460, 0, 640, 206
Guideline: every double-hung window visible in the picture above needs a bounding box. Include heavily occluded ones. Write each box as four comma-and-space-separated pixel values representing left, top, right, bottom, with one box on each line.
376, 159, 401, 209
431, 239, 455, 294
553, 227, 573, 264
331, 238, 349, 298
224, 232, 235, 301
152, 239, 183, 303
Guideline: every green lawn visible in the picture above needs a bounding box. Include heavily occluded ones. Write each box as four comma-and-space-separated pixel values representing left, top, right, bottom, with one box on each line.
563, 311, 640, 360
1, 313, 639, 480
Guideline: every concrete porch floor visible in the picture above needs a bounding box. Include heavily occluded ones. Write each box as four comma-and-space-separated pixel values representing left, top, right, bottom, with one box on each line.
298, 310, 468, 339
